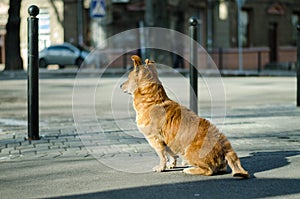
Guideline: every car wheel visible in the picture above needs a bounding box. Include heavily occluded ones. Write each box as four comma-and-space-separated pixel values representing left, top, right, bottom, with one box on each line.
39, 59, 47, 68
76, 58, 84, 68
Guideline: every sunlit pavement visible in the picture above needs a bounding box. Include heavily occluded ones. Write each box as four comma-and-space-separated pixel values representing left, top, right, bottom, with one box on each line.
0, 73, 299, 198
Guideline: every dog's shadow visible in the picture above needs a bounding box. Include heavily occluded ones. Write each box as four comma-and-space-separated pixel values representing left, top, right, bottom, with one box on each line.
166, 150, 300, 177
241, 150, 300, 177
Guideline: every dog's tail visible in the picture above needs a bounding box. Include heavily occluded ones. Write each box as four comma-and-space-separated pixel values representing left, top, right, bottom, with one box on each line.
220, 133, 250, 179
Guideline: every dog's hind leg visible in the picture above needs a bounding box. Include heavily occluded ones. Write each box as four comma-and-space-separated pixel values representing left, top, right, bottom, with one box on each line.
225, 151, 249, 178
220, 134, 249, 178
183, 165, 213, 176
182, 159, 213, 176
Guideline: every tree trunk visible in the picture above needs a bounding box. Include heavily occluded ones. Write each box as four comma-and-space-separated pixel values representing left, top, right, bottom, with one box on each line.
5, 0, 23, 71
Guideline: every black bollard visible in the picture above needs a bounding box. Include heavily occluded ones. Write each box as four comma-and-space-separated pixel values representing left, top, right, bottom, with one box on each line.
27, 5, 40, 140
189, 17, 198, 115
297, 24, 300, 107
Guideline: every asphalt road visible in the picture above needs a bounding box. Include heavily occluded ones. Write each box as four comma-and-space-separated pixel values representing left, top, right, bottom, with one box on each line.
0, 75, 300, 198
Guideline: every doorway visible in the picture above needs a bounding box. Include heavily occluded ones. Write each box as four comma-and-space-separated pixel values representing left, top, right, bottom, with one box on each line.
268, 22, 278, 63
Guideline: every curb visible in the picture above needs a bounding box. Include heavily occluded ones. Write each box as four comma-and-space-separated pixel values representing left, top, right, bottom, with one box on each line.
0, 68, 296, 80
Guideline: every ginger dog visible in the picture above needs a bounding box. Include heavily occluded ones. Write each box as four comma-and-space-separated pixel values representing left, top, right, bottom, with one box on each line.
120, 55, 249, 179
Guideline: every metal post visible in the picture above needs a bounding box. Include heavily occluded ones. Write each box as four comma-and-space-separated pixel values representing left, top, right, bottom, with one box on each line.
297, 24, 300, 107
257, 51, 262, 73
206, 0, 213, 51
139, 20, 146, 61
77, 0, 84, 45
189, 17, 198, 115
27, 5, 40, 140
237, 0, 245, 72
219, 47, 223, 71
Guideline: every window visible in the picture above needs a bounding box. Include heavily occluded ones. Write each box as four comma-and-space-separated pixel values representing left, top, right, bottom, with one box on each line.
219, 0, 228, 20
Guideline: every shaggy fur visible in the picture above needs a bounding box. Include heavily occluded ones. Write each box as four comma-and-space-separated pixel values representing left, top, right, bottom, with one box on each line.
121, 55, 249, 178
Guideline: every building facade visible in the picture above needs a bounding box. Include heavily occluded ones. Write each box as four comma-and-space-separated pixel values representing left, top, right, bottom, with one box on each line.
211, 0, 300, 69
87, 0, 300, 69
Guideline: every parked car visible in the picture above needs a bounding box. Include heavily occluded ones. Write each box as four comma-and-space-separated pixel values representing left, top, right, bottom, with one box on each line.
39, 43, 89, 69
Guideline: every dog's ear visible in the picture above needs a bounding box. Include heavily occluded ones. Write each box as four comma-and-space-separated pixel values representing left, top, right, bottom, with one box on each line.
131, 55, 142, 71
145, 59, 155, 66
145, 58, 159, 77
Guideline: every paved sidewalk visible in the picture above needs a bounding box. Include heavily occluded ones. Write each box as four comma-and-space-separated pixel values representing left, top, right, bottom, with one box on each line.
0, 76, 300, 198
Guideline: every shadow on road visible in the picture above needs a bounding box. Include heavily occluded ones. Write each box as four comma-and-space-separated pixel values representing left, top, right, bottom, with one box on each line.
51, 151, 300, 199
242, 151, 300, 177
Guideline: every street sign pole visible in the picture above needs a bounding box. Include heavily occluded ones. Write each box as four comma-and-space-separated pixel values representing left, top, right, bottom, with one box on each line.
236, 0, 246, 72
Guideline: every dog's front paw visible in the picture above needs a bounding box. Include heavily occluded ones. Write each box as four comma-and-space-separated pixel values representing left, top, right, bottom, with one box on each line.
153, 165, 166, 172
167, 160, 177, 169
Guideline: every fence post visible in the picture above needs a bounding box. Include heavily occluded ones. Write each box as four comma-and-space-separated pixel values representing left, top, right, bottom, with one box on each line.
189, 17, 198, 115
27, 5, 40, 140
297, 24, 300, 107
219, 47, 223, 72
257, 51, 262, 73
